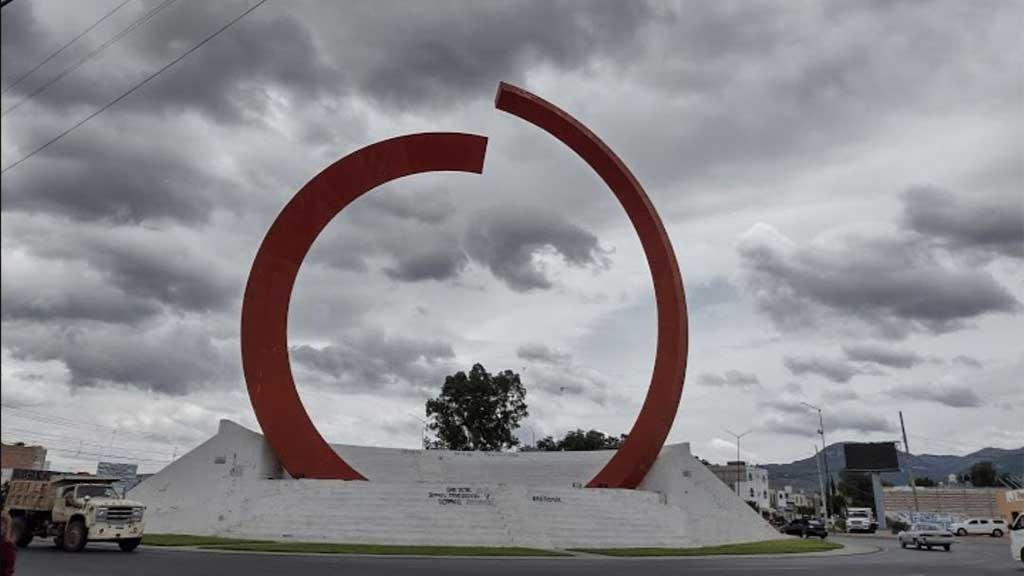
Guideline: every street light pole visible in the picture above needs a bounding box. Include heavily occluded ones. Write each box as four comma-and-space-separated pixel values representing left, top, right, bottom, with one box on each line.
725, 428, 752, 499
801, 402, 832, 519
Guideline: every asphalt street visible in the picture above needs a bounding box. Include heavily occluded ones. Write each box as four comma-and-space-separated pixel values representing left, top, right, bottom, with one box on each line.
10, 534, 1021, 575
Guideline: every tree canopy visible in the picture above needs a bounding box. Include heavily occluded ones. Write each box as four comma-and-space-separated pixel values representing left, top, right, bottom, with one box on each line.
534, 429, 625, 451
424, 363, 528, 451
964, 461, 999, 487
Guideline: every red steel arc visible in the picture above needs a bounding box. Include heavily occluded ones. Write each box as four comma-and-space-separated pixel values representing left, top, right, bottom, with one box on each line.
241, 83, 688, 488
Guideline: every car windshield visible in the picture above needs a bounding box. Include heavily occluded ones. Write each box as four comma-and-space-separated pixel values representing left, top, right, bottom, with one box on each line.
913, 523, 941, 532
849, 512, 868, 518
76, 485, 117, 499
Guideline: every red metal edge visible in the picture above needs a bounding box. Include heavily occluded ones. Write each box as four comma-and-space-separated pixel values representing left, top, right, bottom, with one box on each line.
241, 133, 488, 480
495, 82, 689, 489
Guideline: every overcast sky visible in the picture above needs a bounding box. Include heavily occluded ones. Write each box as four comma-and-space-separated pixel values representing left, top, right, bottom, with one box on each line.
2, 0, 1021, 474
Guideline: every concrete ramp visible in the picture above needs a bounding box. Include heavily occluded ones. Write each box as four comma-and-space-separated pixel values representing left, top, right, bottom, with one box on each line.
129, 420, 779, 548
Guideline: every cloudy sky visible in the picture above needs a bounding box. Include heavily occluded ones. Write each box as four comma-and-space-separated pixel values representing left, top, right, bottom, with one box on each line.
1, 0, 1021, 474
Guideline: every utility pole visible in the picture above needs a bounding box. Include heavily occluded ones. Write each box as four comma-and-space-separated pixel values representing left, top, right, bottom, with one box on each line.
899, 411, 920, 513
814, 445, 827, 519
725, 429, 752, 499
802, 401, 832, 519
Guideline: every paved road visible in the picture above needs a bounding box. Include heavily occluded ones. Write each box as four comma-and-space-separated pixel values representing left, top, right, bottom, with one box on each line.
11, 534, 1022, 575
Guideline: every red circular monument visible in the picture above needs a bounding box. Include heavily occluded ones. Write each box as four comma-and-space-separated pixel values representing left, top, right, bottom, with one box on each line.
241, 83, 688, 488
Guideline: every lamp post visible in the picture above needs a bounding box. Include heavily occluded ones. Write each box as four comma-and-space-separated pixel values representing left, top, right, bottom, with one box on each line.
725, 428, 752, 499
801, 401, 832, 519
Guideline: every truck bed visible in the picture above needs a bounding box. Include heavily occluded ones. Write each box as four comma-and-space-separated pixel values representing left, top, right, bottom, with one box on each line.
4, 479, 53, 511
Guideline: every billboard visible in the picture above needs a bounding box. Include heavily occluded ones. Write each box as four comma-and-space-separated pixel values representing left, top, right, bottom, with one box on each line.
844, 442, 900, 472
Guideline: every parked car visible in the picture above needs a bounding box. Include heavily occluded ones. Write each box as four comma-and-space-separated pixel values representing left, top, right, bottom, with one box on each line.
897, 522, 955, 551
949, 517, 1008, 537
781, 518, 829, 539
1010, 514, 1023, 565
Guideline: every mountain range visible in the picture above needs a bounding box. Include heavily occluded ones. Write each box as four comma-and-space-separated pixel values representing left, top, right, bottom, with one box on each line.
757, 444, 1024, 492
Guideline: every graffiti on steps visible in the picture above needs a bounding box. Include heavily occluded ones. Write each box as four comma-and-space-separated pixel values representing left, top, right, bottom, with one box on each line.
428, 486, 495, 507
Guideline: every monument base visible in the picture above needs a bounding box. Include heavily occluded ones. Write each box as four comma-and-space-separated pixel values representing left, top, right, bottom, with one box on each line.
128, 421, 780, 548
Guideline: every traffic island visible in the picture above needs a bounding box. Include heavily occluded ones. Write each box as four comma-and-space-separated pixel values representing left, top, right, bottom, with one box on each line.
143, 534, 570, 557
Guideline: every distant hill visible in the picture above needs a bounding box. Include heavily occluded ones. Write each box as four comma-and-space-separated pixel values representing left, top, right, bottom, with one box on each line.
759, 444, 1024, 492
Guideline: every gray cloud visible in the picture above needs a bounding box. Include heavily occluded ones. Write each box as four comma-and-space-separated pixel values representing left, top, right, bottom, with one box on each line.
465, 207, 609, 291
1, 2, 340, 125
517, 343, 570, 365
953, 355, 983, 369
1, 260, 159, 324
842, 343, 925, 369
383, 247, 468, 283
891, 384, 984, 408
828, 410, 897, 434
758, 400, 895, 436
296, 0, 652, 111
1, 131, 225, 224
697, 370, 759, 388
4, 320, 235, 395
784, 355, 863, 384
740, 223, 1020, 339
4, 217, 236, 317
903, 187, 1023, 260
290, 333, 455, 394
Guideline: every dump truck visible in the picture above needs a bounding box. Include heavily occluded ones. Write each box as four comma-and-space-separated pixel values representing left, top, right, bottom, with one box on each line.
3, 470, 146, 552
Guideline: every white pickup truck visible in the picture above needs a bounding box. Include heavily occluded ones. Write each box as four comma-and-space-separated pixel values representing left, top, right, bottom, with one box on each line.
846, 507, 878, 533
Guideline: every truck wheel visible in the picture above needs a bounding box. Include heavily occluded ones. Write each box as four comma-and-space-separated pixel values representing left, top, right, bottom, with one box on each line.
11, 516, 34, 547
118, 539, 142, 552
62, 519, 88, 552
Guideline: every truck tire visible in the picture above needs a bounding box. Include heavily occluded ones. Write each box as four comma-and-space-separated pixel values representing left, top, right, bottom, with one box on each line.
62, 519, 88, 552
11, 516, 34, 547
118, 538, 142, 552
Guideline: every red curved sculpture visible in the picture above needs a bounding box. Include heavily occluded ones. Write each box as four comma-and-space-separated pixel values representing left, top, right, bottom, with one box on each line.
241, 133, 488, 480
240, 84, 687, 488
495, 83, 688, 488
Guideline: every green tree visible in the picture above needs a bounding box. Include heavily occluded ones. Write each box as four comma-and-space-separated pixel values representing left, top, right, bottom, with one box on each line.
534, 429, 625, 451
965, 461, 999, 487
913, 477, 937, 487
838, 470, 875, 509
425, 364, 528, 451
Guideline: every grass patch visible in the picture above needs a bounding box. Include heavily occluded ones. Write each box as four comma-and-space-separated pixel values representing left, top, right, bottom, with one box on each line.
573, 538, 843, 557
200, 542, 570, 556
143, 534, 274, 547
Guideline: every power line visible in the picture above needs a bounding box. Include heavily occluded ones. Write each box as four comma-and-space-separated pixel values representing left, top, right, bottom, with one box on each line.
1, 0, 135, 96
1, 0, 179, 118
0, 0, 269, 175
1, 426, 176, 459
0, 404, 194, 444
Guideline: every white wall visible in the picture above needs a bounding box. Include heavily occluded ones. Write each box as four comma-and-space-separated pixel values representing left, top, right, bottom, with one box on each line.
129, 421, 780, 548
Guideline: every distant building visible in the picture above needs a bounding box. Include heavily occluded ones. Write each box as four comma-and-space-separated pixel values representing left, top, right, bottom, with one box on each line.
884, 486, 1010, 525
771, 485, 819, 519
708, 461, 771, 511
999, 489, 1023, 524
1, 442, 48, 482
97, 462, 139, 496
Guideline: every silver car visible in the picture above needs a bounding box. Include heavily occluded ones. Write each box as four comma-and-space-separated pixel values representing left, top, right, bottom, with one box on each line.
898, 522, 955, 551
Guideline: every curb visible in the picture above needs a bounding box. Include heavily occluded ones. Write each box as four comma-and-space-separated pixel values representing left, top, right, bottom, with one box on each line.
143, 542, 882, 561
